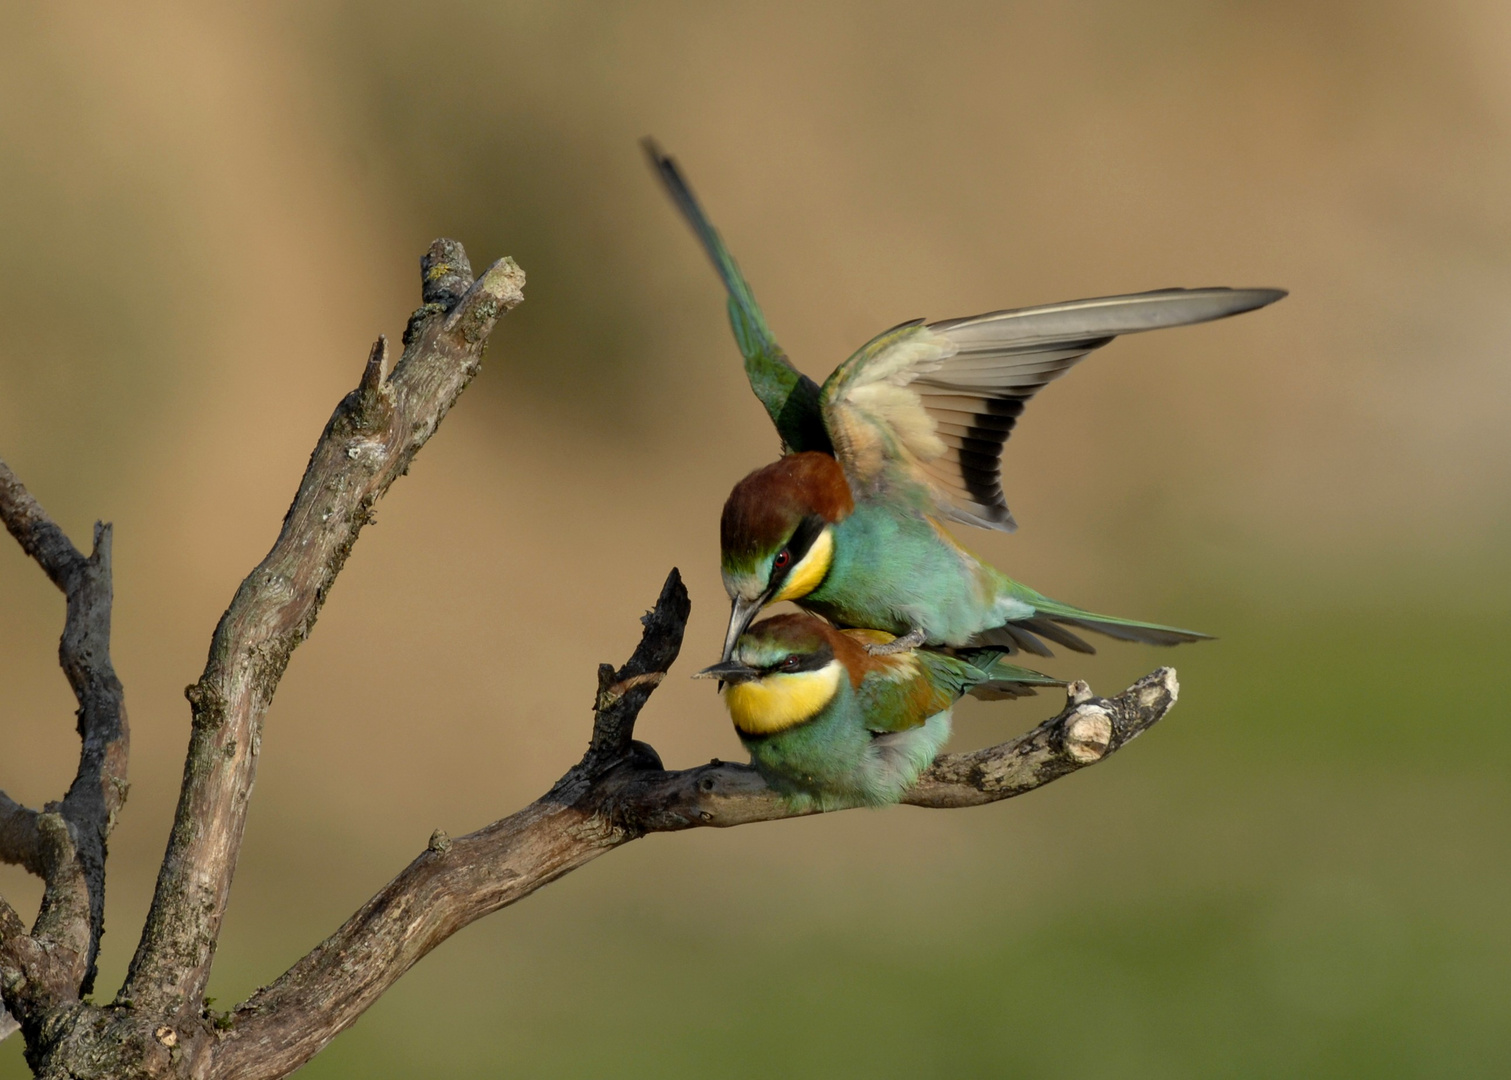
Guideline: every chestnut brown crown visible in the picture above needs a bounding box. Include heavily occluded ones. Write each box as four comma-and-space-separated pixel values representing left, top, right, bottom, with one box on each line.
719, 452, 855, 570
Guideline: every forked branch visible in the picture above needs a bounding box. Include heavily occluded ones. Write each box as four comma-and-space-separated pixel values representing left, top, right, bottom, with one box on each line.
0, 459, 129, 1042
120, 241, 526, 1020
2, 236, 1180, 1080
208, 569, 1178, 1080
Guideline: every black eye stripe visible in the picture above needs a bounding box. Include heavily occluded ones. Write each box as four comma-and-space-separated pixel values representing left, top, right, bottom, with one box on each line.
762, 643, 834, 675
768, 513, 827, 589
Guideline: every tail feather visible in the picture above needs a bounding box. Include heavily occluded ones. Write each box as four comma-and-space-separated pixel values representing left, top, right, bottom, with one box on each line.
957, 650, 1063, 699
968, 623, 1056, 657
968, 683, 1042, 701
1019, 617, 1097, 654
1027, 596, 1212, 647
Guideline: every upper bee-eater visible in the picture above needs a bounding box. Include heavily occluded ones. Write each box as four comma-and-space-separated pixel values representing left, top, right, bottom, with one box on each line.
695, 612, 1061, 810
644, 140, 1285, 661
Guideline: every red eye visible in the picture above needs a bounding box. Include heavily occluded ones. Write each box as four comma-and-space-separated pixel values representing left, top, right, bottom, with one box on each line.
773, 549, 792, 570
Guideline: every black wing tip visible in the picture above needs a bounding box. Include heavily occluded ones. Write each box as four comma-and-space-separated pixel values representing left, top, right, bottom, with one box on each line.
987, 504, 1018, 531
639, 135, 673, 171
639, 139, 747, 303
640, 136, 687, 193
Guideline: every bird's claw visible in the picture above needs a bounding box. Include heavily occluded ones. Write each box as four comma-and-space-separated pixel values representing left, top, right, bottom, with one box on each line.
866, 627, 928, 656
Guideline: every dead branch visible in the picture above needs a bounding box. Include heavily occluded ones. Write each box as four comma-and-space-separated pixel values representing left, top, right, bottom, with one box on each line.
0, 460, 129, 1046
0, 794, 44, 878
120, 242, 525, 1025
207, 570, 1177, 1080
1, 237, 1180, 1080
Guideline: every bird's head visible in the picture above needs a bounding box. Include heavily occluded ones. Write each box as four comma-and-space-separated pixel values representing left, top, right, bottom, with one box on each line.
694, 613, 856, 736
717, 452, 854, 661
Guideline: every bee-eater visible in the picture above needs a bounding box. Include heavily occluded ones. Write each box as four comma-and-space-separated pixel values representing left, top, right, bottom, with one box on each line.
695, 613, 1061, 810
644, 141, 1285, 660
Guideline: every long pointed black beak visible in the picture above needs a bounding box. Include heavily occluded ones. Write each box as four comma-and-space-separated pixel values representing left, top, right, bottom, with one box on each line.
692, 659, 761, 685
721, 595, 766, 663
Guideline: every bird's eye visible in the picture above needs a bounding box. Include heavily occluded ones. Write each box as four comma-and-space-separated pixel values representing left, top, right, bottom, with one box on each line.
780, 655, 802, 671
773, 549, 792, 571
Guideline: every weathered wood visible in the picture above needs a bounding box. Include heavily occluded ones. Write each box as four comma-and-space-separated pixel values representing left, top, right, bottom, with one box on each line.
0, 460, 130, 1049
2, 237, 1182, 1080
207, 568, 1178, 1080
119, 244, 526, 1022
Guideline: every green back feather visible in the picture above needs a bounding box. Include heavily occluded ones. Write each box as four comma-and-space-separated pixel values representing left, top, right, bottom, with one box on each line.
918, 648, 1060, 698
855, 648, 1057, 735
642, 139, 831, 454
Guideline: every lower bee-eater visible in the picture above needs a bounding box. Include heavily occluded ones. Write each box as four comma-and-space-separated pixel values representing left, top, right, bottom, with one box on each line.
695, 613, 1062, 810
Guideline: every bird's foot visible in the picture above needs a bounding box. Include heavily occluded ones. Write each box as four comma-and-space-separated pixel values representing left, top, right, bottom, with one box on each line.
866, 626, 928, 656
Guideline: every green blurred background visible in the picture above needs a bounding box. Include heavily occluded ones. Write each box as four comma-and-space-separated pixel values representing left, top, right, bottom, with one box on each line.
2, 1, 1508, 1076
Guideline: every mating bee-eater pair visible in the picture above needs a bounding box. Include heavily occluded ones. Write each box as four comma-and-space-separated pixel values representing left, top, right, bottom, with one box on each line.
645, 140, 1283, 807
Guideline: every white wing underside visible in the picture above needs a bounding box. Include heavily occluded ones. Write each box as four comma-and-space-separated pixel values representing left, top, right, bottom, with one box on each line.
819, 287, 1285, 531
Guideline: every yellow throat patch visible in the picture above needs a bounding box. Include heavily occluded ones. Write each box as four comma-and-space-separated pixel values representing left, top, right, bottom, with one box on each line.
726, 661, 843, 736
771, 527, 833, 603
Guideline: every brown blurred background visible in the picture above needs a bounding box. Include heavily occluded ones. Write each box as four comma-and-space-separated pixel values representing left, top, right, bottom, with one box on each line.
2, 2, 1508, 1076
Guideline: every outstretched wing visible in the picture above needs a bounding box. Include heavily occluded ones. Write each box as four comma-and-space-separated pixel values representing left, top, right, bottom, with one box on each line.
820, 287, 1285, 530
642, 139, 832, 455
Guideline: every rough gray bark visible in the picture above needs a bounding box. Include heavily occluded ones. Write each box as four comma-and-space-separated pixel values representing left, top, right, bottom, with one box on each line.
0, 238, 1180, 1080
119, 242, 525, 1024
1, 455, 130, 1047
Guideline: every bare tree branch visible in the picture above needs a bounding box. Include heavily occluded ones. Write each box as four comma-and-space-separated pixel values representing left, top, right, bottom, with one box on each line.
0, 458, 130, 1048
0, 790, 38, 1045
207, 570, 1178, 1080
0, 793, 44, 877
1, 890, 85, 1056
0, 463, 86, 588
118, 242, 527, 1020
1, 235, 1184, 1079
0, 896, 26, 1044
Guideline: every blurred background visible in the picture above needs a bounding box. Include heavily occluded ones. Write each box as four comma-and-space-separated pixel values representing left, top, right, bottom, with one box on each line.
2, 1, 1508, 1075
